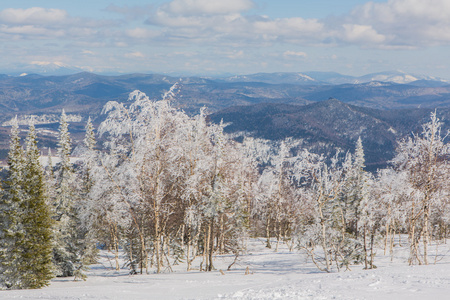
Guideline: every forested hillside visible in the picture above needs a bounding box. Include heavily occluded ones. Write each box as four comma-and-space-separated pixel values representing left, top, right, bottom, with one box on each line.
210, 99, 450, 170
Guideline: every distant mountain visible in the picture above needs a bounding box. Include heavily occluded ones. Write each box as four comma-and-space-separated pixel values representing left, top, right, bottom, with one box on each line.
1, 71, 450, 162
302, 71, 356, 85
210, 99, 450, 170
5, 62, 88, 76
1, 71, 449, 120
219, 72, 322, 85
354, 71, 448, 85
217, 71, 449, 86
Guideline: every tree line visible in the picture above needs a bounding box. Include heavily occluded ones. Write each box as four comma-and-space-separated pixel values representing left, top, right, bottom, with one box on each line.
1, 85, 449, 289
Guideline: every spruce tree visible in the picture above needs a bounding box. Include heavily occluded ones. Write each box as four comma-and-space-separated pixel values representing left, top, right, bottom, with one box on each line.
84, 116, 96, 151
0, 122, 54, 289
74, 117, 99, 280
0, 119, 26, 289
21, 124, 54, 288
52, 109, 79, 277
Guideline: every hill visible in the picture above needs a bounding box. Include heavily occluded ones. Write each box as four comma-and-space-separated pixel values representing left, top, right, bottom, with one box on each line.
210, 99, 450, 170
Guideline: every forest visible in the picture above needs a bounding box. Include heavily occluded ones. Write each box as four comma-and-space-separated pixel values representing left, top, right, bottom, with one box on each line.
0, 84, 449, 289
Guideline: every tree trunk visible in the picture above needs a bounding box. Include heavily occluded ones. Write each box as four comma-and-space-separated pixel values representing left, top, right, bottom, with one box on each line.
265, 218, 271, 249
155, 207, 162, 273
363, 224, 368, 270
319, 203, 331, 272
423, 202, 430, 265
207, 219, 214, 272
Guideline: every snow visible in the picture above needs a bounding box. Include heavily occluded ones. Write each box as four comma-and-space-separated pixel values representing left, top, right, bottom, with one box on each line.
2, 238, 449, 300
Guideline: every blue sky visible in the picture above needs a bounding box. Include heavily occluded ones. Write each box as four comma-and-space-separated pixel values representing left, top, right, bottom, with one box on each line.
0, 0, 449, 78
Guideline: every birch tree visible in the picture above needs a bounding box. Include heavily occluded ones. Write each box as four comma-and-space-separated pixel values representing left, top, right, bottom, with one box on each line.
391, 112, 450, 265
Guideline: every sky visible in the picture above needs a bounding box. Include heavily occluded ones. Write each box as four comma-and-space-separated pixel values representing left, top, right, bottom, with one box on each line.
1, 0, 450, 78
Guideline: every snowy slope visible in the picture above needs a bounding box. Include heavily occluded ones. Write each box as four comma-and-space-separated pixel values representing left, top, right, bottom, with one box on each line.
1, 238, 449, 299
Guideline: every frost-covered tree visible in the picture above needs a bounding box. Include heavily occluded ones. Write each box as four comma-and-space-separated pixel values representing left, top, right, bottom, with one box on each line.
73, 117, 99, 280
0, 119, 27, 289
83, 86, 257, 274
84, 117, 96, 151
370, 168, 411, 259
294, 149, 355, 272
255, 139, 300, 251
391, 112, 450, 265
341, 137, 370, 237
52, 109, 81, 277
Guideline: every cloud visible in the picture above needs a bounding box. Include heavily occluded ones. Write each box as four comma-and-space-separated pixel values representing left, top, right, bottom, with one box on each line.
225, 50, 244, 59
160, 0, 255, 16
342, 24, 386, 44
0, 7, 118, 41
125, 51, 145, 58
348, 0, 450, 46
30, 61, 67, 67
283, 51, 307, 58
145, 1, 325, 47
0, 25, 63, 37
2, 0, 450, 75
0, 7, 68, 25
126, 27, 159, 39
104, 4, 154, 19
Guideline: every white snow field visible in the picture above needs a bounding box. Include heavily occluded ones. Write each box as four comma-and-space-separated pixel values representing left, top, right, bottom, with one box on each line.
1, 238, 449, 300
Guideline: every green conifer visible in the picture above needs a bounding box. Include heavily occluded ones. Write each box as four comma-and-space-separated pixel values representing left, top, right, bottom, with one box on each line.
21, 124, 54, 288
0, 122, 54, 289
0, 119, 26, 289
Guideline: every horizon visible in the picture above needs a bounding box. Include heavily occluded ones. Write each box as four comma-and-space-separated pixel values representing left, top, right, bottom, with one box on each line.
2, 69, 448, 82
0, 0, 449, 78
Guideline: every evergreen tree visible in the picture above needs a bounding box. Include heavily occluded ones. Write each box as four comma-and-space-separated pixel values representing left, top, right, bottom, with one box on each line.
0, 122, 54, 289
0, 119, 26, 288
52, 109, 80, 277
344, 137, 370, 236
21, 124, 54, 288
74, 117, 99, 280
84, 116, 96, 151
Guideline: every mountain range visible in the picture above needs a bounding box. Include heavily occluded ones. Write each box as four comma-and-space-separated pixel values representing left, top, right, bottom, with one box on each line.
0, 71, 449, 169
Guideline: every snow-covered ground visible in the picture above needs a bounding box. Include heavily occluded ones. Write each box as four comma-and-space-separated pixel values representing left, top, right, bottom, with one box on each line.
1, 238, 449, 299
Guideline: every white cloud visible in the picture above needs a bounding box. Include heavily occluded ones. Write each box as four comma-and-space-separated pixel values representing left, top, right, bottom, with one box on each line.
105, 4, 153, 18
349, 0, 450, 46
2, 0, 450, 75
342, 24, 386, 44
225, 50, 244, 59
0, 7, 68, 25
283, 51, 307, 58
161, 0, 255, 16
126, 27, 159, 39
0, 6, 119, 42
252, 17, 324, 39
353, 0, 450, 24
30, 61, 67, 67
146, 4, 326, 47
125, 51, 145, 58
